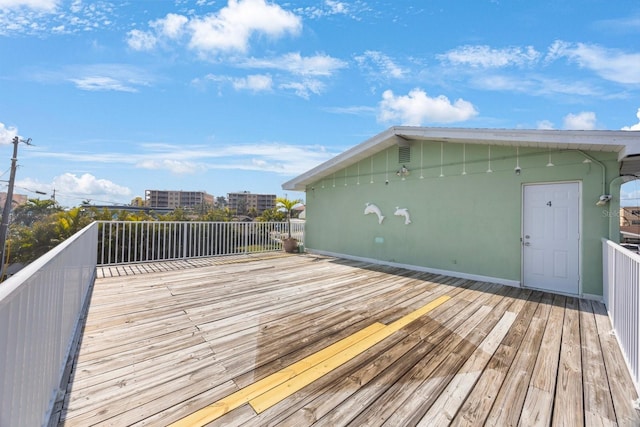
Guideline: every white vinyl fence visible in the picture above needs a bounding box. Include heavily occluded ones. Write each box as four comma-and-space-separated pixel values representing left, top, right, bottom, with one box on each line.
0, 222, 97, 427
97, 221, 305, 265
602, 238, 640, 393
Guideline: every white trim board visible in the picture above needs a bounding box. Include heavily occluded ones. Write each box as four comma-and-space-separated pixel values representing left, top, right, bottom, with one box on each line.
306, 249, 521, 288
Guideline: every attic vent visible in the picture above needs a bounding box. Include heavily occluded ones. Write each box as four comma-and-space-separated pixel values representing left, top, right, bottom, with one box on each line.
398, 146, 411, 163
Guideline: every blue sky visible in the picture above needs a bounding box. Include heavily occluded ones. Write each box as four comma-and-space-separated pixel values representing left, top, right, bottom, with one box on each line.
0, 0, 639, 207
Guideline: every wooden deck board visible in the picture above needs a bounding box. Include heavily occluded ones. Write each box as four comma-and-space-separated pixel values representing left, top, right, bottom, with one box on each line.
553, 297, 585, 426
250, 281, 488, 427
55, 254, 640, 426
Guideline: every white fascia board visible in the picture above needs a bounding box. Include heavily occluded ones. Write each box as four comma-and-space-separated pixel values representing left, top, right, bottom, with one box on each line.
282, 127, 398, 191
394, 126, 636, 151
282, 126, 640, 191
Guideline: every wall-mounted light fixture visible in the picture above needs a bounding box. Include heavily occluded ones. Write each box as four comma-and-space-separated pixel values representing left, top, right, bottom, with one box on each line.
396, 165, 410, 180
596, 195, 612, 206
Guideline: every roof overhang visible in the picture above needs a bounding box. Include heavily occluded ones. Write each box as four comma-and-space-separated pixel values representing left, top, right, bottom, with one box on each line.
283, 126, 640, 192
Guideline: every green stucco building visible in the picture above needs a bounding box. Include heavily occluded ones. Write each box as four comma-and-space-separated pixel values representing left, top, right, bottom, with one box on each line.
283, 127, 640, 298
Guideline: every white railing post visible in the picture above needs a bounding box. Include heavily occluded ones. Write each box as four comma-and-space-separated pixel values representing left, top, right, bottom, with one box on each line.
182, 223, 187, 260
244, 222, 249, 255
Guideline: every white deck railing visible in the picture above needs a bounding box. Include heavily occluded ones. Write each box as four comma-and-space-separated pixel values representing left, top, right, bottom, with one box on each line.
602, 238, 640, 392
97, 220, 305, 265
0, 222, 97, 427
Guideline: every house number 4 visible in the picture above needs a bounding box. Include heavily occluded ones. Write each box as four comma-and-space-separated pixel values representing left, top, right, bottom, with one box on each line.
546, 201, 552, 207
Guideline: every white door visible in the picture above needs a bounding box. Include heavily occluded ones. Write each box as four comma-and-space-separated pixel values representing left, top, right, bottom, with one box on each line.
522, 182, 580, 294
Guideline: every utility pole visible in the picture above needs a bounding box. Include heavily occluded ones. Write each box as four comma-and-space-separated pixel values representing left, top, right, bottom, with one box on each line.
0, 136, 31, 280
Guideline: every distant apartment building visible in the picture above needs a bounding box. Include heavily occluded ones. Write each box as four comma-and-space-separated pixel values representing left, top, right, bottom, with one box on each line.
620, 206, 640, 226
145, 190, 214, 209
620, 206, 640, 243
0, 192, 28, 209
227, 191, 276, 214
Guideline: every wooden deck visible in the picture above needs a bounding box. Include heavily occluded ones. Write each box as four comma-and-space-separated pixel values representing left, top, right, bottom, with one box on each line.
55, 254, 640, 426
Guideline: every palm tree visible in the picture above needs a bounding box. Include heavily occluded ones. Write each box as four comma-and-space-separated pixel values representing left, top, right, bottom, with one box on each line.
11, 198, 61, 227
275, 196, 302, 240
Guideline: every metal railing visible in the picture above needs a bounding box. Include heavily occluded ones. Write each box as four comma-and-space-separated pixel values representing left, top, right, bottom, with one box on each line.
97, 220, 305, 265
602, 238, 640, 392
0, 222, 98, 427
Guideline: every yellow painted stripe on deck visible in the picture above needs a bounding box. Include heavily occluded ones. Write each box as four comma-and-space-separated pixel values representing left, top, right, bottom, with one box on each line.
169, 322, 386, 427
171, 295, 450, 426
249, 295, 450, 413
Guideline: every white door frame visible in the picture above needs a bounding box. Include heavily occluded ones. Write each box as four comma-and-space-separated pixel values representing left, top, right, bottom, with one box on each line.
521, 181, 582, 295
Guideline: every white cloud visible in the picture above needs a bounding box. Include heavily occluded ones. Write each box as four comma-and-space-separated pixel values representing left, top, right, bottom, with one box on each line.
69, 76, 139, 92
152, 13, 188, 39
0, 0, 115, 35
325, 0, 347, 14
201, 53, 345, 97
31, 64, 154, 92
537, 120, 555, 130
595, 15, 640, 34
52, 173, 131, 198
323, 105, 377, 116
202, 73, 274, 93
132, 141, 334, 175
0, 0, 58, 11
0, 122, 18, 144
438, 45, 541, 68
127, 1, 302, 56
188, 0, 301, 54
69, 0, 80, 13
126, 29, 157, 51
240, 52, 347, 76
14, 177, 49, 195
546, 41, 640, 84
563, 111, 597, 130
232, 74, 273, 92
622, 108, 640, 131
127, 13, 189, 51
213, 142, 335, 174
378, 88, 478, 125
36, 140, 335, 177
296, 0, 365, 20
280, 79, 325, 99
15, 174, 133, 205
475, 74, 601, 97
355, 50, 406, 79
136, 159, 206, 174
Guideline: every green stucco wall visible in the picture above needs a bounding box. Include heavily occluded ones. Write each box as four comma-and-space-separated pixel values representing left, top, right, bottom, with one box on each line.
304, 141, 619, 296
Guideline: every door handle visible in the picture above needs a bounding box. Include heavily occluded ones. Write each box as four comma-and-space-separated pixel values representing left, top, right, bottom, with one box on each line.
523, 242, 531, 246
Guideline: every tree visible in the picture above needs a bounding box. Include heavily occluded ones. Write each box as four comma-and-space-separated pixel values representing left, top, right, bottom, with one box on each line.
130, 196, 145, 207
8, 206, 93, 263
256, 207, 285, 222
275, 197, 302, 239
11, 198, 62, 227
158, 207, 189, 221
215, 196, 227, 208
